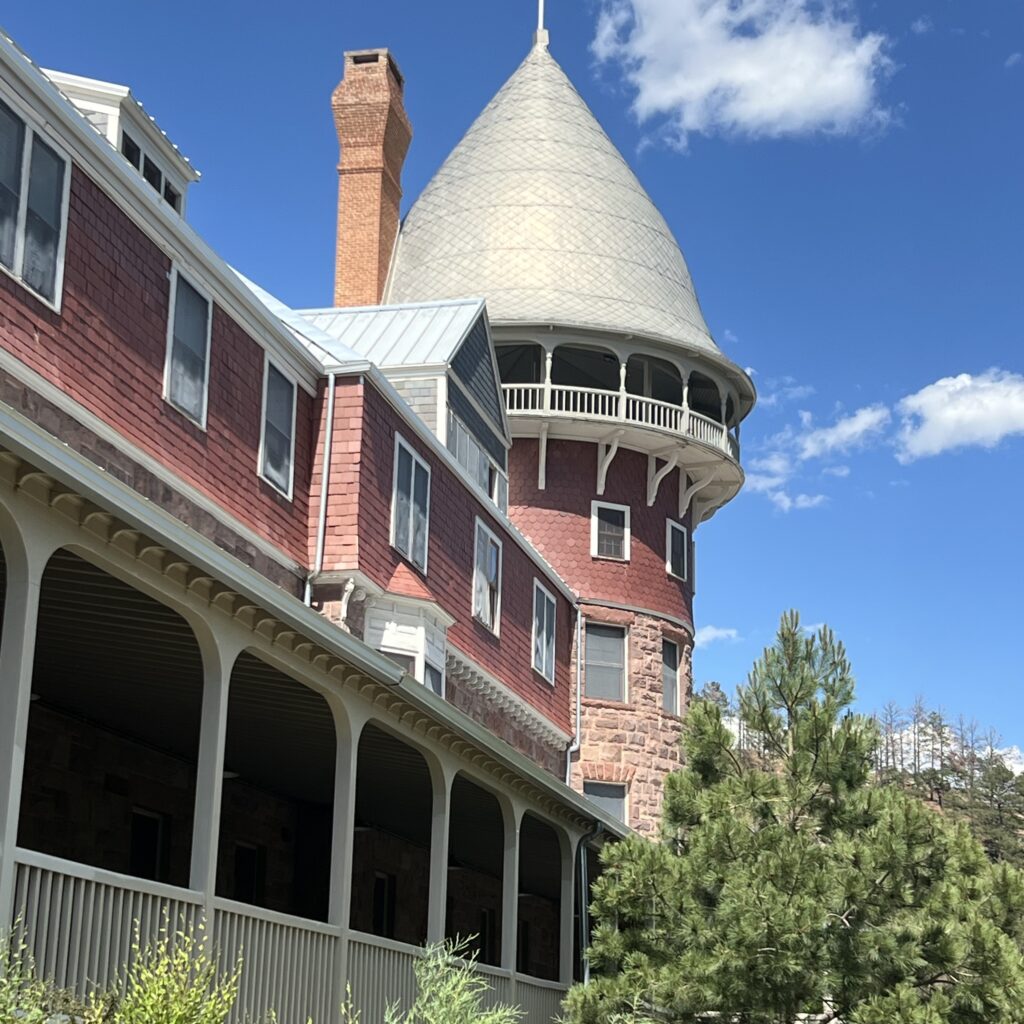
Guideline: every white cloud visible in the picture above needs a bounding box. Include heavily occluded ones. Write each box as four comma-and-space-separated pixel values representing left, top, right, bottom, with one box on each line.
723, 327, 739, 343
823, 464, 851, 477
910, 16, 932, 35
695, 625, 740, 648
1006, 52, 1023, 69
769, 491, 828, 512
798, 404, 891, 459
760, 376, 816, 407
895, 370, 1024, 463
592, 0, 892, 145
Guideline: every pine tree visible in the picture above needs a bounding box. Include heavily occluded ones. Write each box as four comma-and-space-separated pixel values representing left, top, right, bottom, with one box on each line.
565, 612, 1024, 1024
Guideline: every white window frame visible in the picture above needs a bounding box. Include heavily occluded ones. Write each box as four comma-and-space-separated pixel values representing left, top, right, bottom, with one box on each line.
662, 638, 680, 715
584, 622, 629, 703
390, 433, 432, 574
0, 87, 72, 312
666, 520, 688, 581
120, 128, 185, 214
590, 501, 631, 561
162, 265, 213, 429
583, 780, 629, 824
531, 579, 557, 685
258, 353, 298, 500
472, 517, 503, 636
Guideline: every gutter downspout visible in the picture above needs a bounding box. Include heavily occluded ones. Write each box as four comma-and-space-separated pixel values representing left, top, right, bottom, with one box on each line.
566, 607, 583, 784
305, 371, 337, 606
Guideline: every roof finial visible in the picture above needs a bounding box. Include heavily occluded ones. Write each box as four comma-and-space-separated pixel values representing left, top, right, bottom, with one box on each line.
534, 0, 550, 47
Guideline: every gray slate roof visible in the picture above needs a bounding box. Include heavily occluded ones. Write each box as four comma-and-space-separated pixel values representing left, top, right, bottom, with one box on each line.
385, 41, 721, 356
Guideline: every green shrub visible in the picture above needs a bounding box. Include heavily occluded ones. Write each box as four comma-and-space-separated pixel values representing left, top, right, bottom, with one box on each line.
384, 940, 523, 1024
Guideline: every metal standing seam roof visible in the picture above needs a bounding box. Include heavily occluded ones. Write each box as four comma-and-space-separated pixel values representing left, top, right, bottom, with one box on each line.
384, 40, 723, 358
299, 298, 487, 369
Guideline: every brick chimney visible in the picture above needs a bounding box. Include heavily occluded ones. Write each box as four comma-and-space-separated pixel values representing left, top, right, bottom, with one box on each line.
332, 49, 412, 308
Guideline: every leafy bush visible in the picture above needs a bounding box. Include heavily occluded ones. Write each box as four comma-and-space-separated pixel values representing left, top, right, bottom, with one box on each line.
384, 940, 522, 1024
0, 925, 91, 1022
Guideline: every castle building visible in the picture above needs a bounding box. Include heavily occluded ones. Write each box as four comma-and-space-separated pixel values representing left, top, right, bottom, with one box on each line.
0, 19, 752, 1024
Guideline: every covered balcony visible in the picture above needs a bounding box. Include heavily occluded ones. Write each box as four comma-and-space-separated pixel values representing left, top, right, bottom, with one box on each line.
498, 342, 743, 462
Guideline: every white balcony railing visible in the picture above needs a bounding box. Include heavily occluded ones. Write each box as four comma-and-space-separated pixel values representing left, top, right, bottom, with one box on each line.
502, 383, 739, 461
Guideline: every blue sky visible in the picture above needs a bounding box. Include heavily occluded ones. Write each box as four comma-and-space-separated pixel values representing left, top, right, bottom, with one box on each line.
6, 2, 1022, 739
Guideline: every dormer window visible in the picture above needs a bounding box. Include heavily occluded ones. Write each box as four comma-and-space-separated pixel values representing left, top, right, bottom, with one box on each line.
120, 130, 182, 213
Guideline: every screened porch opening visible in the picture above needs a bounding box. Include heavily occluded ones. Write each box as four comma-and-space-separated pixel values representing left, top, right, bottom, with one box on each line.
445, 773, 505, 966
215, 651, 336, 922
496, 343, 543, 384
350, 724, 433, 946
517, 813, 562, 981
551, 346, 620, 392
17, 548, 204, 888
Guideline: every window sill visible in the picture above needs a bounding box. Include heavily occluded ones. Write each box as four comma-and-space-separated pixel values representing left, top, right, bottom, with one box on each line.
388, 543, 429, 578
0, 261, 63, 315
258, 471, 293, 502
532, 666, 556, 687
581, 695, 629, 709
472, 613, 500, 638
591, 554, 630, 564
162, 395, 208, 433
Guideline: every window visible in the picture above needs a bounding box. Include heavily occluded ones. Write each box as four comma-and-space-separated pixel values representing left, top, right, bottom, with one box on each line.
164, 268, 212, 426
391, 435, 431, 572
446, 409, 508, 512
129, 808, 168, 882
591, 502, 630, 561
424, 662, 444, 696
260, 359, 296, 498
585, 623, 626, 701
478, 907, 498, 965
666, 520, 688, 580
233, 842, 266, 905
372, 871, 397, 939
532, 580, 556, 683
121, 130, 182, 213
473, 519, 502, 633
0, 96, 69, 306
383, 651, 416, 675
583, 781, 627, 823
662, 639, 680, 715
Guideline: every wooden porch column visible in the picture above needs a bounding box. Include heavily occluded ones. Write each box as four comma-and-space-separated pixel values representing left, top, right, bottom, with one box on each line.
189, 633, 244, 905
559, 832, 577, 987
500, 802, 522, 982
0, 529, 49, 926
426, 761, 453, 943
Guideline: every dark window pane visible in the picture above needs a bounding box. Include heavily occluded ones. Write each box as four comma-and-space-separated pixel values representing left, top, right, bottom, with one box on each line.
424, 663, 443, 695
129, 809, 166, 881
394, 445, 413, 557
22, 136, 64, 300
169, 275, 209, 420
669, 523, 687, 578
233, 843, 265, 905
121, 132, 142, 169
596, 506, 626, 559
585, 624, 625, 701
412, 462, 429, 568
0, 99, 25, 270
142, 154, 162, 191
163, 180, 181, 211
262, 366, 294, 493
372, 871, 397, 938
584, 782, 626, 822
662, 640, 679, 714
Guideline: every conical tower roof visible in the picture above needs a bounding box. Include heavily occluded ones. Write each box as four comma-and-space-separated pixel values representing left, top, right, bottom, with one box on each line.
385, 41, 721, 357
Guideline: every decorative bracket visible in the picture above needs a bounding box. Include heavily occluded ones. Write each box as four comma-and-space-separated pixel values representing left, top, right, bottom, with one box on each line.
679, 467, 718, 520
647, 452, 680, 506
596, 430, 624, 495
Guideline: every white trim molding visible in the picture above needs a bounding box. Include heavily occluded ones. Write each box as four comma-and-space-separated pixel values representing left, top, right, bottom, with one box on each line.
590, 500, 631, 562
445, 646, 571, 750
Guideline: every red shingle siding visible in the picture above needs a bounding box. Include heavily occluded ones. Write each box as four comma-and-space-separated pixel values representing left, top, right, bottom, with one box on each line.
322, 379, 571, 733
508, 439, 694, 631
0, 166, 313, 568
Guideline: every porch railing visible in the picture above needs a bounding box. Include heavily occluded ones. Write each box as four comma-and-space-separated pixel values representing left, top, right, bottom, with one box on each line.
9, 851, 568, 1023
11, 848, 203, 994
502, 383, 738, 460
212, 897, 340, 1024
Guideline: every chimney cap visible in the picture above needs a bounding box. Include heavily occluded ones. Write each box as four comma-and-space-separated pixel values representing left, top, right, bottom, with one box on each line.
343, 48, 404, 89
